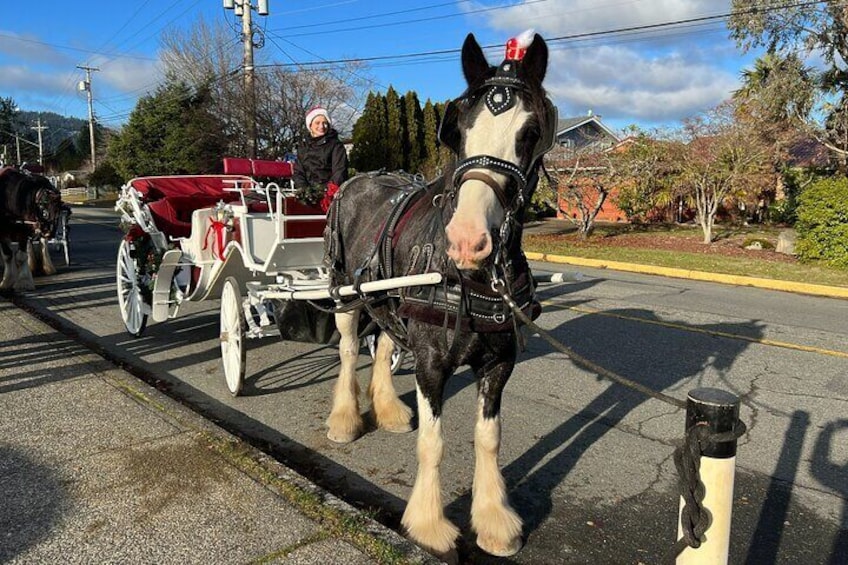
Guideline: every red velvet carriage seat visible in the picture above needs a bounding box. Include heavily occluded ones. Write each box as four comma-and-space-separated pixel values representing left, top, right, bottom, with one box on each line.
130, 175, 251, 239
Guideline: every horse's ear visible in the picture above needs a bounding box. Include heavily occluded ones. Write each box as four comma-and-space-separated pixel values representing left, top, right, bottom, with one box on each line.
461, 33, 490, 87
520, 33, 548, 86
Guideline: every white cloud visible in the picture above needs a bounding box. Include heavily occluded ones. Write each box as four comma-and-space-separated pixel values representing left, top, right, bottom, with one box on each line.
469, 0, 741, 128
0, 32, 73, 65
96, 56, 163, 93
479, 0, 730, 37
545, 45, 739, 125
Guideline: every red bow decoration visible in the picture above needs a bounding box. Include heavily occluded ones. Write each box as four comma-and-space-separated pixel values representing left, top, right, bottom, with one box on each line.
321, 182, 340, 212
203, 217, 228, 260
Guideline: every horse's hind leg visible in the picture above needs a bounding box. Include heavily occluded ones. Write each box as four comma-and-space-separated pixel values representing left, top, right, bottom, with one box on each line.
402, 367, 459, 557
369, 331, 412, 433
327, 310, 364, 443
470, 361, 523, 556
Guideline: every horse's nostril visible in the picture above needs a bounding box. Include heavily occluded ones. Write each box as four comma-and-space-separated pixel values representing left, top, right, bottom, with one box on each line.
473, 236, 489, 254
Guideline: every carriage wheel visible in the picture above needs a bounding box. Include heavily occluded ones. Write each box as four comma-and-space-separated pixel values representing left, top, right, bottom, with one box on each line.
116, 239, 148, 337
365, 333, 406, 374
220, 276, 246, 396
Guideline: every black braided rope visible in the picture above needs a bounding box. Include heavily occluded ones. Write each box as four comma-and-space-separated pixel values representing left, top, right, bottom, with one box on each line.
665, 420, 747, 562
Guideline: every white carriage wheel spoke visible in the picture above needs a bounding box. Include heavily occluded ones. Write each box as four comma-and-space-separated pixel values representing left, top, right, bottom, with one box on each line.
220, 278, 245, 396
116, 239, 147, 336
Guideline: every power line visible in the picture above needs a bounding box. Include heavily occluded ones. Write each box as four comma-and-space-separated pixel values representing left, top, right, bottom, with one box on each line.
255, 0, 838, 70
280, 0, 474, 31
271, 0, 553, 38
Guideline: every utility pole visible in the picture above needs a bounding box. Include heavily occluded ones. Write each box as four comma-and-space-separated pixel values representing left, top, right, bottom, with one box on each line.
224, 0, 269, 158
77, 65, 100, 171
31, 118, 47, 165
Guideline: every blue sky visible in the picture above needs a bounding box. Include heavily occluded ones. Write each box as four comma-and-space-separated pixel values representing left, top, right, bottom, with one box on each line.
3, 0, 759, 138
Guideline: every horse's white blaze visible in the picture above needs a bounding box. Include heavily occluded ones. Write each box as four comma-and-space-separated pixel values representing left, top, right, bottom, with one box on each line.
369, 331, 412, 432
402, 385, 460, 553
327, 311, 363, 443
471, 398, 523, 556
446, 102, 532, 270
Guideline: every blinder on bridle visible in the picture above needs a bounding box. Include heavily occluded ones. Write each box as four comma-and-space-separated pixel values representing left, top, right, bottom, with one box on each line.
438, 57, 558, 209
34, 184, 61, 235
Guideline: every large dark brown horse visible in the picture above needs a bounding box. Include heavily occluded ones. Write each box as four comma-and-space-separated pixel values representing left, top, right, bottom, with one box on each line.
0, 167, 62, 291
323, 33, 557, 557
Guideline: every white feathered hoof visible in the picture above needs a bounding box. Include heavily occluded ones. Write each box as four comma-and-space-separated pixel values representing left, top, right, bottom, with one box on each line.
476, 532, 523, 557
473, 504, 524, 557
326, 411, 363, 444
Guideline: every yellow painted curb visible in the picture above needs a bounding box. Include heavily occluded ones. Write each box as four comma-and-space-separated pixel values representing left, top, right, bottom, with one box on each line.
525, 252, 848, 300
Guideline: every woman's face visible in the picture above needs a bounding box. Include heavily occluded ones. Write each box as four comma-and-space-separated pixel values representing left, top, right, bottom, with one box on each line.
310, 115, 329, 138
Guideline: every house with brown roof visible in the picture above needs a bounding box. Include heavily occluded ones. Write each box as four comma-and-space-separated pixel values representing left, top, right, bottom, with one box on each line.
546, 112, 627, 222
550, 111, 620, 158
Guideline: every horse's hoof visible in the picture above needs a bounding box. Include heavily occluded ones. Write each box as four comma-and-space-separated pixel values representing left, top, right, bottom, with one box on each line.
432, 547, 459, 565
326, 428, 360, 444
381, 421, 413, 433
326, 410, 363, 444
476, 533, 523, 557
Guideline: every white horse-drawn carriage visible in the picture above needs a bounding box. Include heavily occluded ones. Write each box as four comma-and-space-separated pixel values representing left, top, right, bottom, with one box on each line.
115, 158, 436, 395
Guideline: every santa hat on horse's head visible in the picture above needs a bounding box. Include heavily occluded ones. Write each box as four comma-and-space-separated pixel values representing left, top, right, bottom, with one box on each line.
505, 29, 535, 61
305, 106, 331, 128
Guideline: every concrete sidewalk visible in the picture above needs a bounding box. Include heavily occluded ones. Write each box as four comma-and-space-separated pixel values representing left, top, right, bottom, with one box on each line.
0, 299, 438, 564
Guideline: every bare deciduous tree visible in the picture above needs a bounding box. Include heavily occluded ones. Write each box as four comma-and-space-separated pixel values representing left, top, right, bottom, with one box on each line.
679, 102, 772, 243
160, 17, 370, 159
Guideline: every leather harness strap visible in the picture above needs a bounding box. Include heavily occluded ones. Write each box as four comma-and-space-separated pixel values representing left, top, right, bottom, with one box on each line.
459, 170, 511, 210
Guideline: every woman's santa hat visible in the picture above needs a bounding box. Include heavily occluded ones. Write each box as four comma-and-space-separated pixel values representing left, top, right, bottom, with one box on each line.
305, 106, 331, 128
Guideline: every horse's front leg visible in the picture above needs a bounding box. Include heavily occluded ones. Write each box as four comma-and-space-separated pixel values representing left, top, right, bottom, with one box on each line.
471, 358, 523, 557
13, 246, 34, 291
0, 241, 14, 290
402, 357, 459, 557
327, 310, 364, 443
38, 236, 57, 275
369, 331, 412, 433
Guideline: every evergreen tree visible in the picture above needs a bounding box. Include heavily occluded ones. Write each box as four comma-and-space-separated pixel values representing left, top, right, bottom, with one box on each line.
421, 99, 439, 177
108, 80, 228, 179
385, 86, 403, 170
404, 91, 424, 173
350, 92, 388, 171
434, 101, 454, 173
0, 97, 20, 163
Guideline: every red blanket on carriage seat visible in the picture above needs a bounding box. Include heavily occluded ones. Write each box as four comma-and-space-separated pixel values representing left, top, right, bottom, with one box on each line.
131, 175, 252, 239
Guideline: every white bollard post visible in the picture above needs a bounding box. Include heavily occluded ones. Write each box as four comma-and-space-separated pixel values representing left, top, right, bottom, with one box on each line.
676, 388, 741, 565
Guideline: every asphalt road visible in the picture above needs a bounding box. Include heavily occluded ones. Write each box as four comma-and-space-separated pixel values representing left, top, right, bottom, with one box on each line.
10, 206, 848, 564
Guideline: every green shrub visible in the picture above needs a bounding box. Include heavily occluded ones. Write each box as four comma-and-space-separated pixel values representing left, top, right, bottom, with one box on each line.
766, 198, 796, 225
795, 177, 848, 269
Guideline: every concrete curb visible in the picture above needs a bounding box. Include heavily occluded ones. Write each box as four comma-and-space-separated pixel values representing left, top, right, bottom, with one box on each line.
525, 251, 848, 300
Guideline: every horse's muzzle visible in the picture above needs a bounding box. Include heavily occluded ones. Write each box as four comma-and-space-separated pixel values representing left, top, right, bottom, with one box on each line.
446, 225, 493, 270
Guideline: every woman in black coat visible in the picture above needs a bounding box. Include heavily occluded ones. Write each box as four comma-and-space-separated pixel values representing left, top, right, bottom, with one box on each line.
293, 106, 349, 211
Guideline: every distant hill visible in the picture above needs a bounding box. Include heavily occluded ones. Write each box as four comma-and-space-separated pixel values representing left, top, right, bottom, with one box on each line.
17, 111, 88, 154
